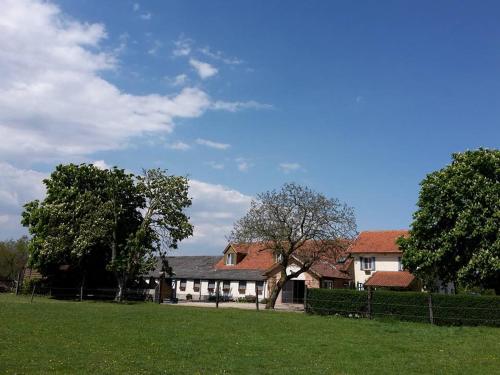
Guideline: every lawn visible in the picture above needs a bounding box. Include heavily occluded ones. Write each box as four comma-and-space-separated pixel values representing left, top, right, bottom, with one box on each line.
1, 294, 499, 374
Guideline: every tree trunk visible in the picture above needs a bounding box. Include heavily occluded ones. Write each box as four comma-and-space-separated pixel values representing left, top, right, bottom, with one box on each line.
116, 275, 127, 302
266, 271, 287, 309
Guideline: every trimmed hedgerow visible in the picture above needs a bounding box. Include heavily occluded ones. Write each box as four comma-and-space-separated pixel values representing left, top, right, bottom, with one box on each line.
306, 288, 368, 317
306, 288, 500, 327
371, 290, 429, 323
432, 293, 500, 327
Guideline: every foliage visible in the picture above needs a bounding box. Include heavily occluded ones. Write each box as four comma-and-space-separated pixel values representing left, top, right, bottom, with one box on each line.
1, 294, 499, 374
306, 288, 500, 327
230, 182, 357, 308
0, 236, 29, 280
398, 148, 500, 293
306, 288, 368, 316
21, 164, 193, 299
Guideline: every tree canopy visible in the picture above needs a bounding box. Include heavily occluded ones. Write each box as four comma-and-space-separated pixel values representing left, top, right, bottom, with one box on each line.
230, 182, 357, 308
398, 148, 500, 293
21, 164, 193, 299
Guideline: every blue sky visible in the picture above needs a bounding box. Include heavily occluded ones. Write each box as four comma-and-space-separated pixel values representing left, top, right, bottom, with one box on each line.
1, 0, 499, 254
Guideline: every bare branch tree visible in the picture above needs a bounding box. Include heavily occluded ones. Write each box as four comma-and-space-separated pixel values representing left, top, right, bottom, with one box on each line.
229, 183, 357, 309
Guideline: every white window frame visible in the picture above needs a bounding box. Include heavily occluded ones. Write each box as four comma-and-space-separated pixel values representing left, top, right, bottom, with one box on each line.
361, 257, 374, 271
226, 252, 235, 265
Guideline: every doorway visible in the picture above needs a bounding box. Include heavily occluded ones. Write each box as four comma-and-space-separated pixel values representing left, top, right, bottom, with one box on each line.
281, 280, 305, 303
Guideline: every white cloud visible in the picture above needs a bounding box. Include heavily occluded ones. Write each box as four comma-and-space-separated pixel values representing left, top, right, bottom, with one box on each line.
172, 36, 192, 57
199, 46, 242, 65
205, 161, 224, 170
196, 138, 230, 150
211, 100, 273, 112
0, 162, 46, 238
0, 0, 213, 162
133, 3, 140, 11
235, 158, 252, 172
92, 160, 110, 169
165, 73, 188, 87
140, 12, 152, 20
148, 40, 162, 55
167, 141, 191, 151
279, 162, 301, 174
180, 180, 252, 253
189, 58, 218, 79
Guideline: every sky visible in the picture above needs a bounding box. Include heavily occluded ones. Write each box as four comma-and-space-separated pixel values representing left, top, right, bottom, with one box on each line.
1, 0, 499, 255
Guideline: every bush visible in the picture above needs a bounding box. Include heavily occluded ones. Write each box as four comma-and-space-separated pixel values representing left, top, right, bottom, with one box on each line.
21, 279, 44, 294
186, 294, 192, 300
260, 298, 268, 305
432, 293, 500, 326
306, 288, 500, 327
306, 288, 368, 316
371, 290, 429, 323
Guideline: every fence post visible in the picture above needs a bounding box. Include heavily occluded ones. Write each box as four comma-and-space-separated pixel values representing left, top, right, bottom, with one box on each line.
367, 287, 373, 319
15, 270, 23, 295
30, 284, 36, 303
428, 293, 434, 325
216, 280, 220, 308
255, 282, 259, 311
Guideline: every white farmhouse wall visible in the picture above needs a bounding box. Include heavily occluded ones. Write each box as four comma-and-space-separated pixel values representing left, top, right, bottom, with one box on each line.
173, 279, 267, 301
353, 254, 401, 286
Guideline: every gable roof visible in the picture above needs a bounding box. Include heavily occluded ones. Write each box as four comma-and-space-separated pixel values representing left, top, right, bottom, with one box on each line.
364, 271, 415, 288
146, 256, 267, 281
214, 243, 276, 271
349, 230, 408, 254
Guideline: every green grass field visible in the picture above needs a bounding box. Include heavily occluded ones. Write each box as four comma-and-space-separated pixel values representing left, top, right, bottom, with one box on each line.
1, 294, 499, 374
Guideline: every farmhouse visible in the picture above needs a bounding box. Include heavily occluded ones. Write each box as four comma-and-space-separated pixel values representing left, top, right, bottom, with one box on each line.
147, 241, 353, 304
349, 230, 420, 291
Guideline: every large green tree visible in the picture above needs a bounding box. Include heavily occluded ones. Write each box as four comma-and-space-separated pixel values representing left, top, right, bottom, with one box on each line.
399, 149, 500, 293
22, 164, 193, 300
0, 236, 29, 280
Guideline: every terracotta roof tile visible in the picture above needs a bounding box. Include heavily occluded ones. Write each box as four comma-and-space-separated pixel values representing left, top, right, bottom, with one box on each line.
214, 243, 275, 271
364, 271, 415, 288
349, 230, 408, 254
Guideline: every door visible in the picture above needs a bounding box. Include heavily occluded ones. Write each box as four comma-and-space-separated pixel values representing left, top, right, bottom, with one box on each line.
281, 280, 305, 303
282, 280, 293, 303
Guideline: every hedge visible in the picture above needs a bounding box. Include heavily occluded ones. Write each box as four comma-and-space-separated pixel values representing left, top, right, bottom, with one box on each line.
306, 288, 500, 327
306, 289, 368, 317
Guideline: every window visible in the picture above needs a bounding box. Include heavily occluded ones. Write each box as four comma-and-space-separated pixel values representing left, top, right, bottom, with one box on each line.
238, 280, 247, 293
357, 282, 364, 291
275, 253, 283, 263
226, 252, 235, 265
322, 280, 334, 289
398, 257, 403, 271
223, 280, 230, 291
360, 257, 375, 271
179, 279, 187, 291
208, 280, 215, 291
193, 279, 200, 292
256, 281, 264, 295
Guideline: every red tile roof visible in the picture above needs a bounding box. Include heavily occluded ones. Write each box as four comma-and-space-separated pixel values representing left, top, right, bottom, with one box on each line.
214, 243, 276, 271
216, 241, 353, 279
364, 271, 415, 288
349, 230, 408, 254
309, 259, 351, 279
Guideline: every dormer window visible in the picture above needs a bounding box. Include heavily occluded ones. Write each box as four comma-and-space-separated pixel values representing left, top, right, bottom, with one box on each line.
226, 252, 236, 265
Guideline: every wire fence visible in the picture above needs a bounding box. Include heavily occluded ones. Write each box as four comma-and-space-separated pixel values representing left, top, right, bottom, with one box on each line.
305, 288, 500, 327
18, 285, 156, 302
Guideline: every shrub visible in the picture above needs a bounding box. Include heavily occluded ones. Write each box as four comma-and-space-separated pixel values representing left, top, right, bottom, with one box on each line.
306, 288, 368, 316
306, 288, 500, 327
371, 290, 429, 323
260, 298, 268, 305
186, 294, 192, 300
245, 295, 256, 303
432, 293, 500, 326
